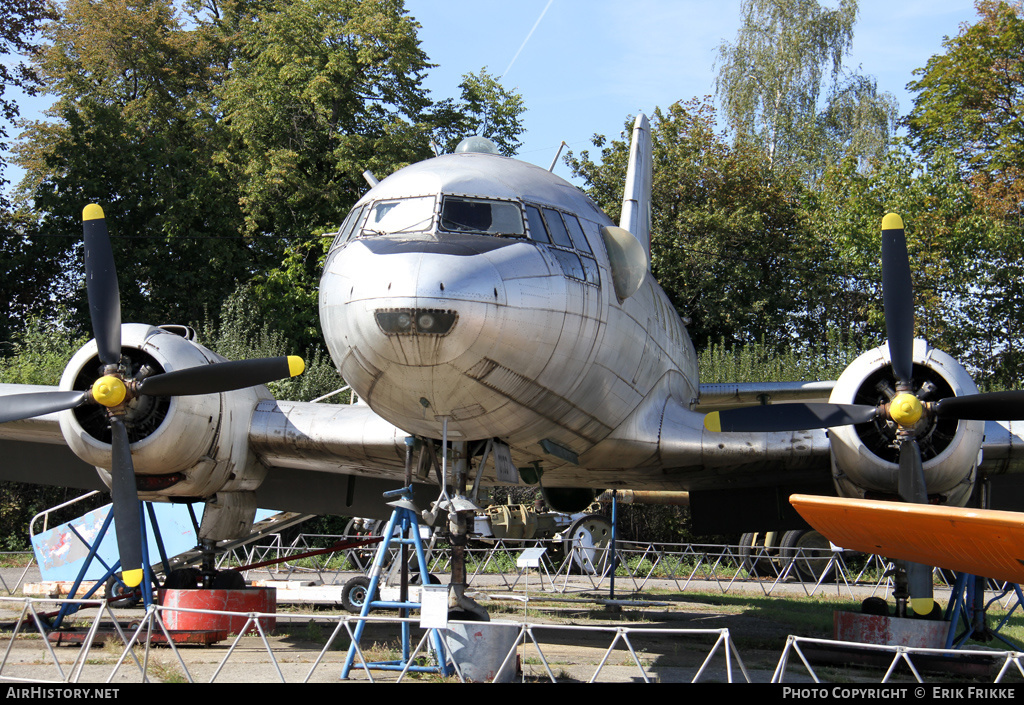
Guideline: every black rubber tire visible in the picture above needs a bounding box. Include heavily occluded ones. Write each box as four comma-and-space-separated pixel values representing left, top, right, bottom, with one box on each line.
738, 532, 774, 578
862, 596, 889, 616
409, 572, 440, 585
780, 529, 834, 583
162, 568, 200, 590
211, 570, 247, 590
342, 575, 377, 614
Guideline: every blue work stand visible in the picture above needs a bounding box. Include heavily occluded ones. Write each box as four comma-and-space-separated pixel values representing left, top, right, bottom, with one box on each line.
945, 572, 1023, 650
340, 487, 453, 679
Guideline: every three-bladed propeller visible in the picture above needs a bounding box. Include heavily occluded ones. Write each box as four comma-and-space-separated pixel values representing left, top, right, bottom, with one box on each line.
703, 213, 1024, 615
0, 204, 305, 587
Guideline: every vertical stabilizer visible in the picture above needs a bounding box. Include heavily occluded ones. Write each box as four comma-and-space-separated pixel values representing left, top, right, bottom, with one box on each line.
619, 114, 652, 269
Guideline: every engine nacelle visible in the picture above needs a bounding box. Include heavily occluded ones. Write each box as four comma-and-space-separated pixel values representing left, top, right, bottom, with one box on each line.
828, 338, 983, 507
58, 324, 271, 503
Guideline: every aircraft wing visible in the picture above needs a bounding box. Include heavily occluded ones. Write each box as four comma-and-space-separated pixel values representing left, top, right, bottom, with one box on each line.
789, 494, 1024, 585
694, 381, 836, 413
0, 384, 414, 511
0, 384, 107, 491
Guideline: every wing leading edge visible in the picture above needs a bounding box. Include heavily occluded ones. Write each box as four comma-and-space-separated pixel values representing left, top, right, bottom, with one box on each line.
790, 494, 1024, 585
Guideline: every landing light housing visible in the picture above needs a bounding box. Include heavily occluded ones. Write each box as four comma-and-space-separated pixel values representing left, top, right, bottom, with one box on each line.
375, 308, 458, 336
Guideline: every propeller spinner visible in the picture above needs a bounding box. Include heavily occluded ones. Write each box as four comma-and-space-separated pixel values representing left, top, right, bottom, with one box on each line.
0, 205, 305, 587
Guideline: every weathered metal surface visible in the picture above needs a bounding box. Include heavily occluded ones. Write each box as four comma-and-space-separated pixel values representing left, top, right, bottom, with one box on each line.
829, 339, 983, 506
834, 610, 947, 649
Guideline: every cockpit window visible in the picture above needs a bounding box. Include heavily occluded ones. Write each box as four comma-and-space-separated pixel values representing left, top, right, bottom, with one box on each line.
439, 196, 525, 237
524, 205, 551, 243
525, 202, 601, 288
542, 208, 574, 248
562, 213, 593, 253
330, 203, 366, 251
362, 196, 435, 236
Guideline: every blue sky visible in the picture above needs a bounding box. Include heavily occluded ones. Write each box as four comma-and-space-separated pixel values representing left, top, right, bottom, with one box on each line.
408, 0, 981, 182
3, 0, 982, 190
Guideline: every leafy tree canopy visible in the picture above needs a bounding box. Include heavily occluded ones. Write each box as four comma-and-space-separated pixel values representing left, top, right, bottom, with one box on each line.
430, 68, 527, 157
716, 0, 896, 181
906, 0, 1024, 217
0, 0, 50, 200
8, 0, 526, 357
568, 99, 829, 351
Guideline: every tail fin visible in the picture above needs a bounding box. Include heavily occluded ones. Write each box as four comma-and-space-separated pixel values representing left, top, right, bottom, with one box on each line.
619, 114, 652, 269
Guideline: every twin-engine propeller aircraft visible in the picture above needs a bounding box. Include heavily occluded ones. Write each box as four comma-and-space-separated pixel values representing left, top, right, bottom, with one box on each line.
3, 116, 1024, 617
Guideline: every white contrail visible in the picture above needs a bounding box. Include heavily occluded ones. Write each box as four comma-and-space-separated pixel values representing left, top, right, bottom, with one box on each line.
501, 0, 555, 80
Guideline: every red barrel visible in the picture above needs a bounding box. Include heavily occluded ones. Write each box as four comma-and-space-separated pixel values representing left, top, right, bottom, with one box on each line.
159, 588, 276, 635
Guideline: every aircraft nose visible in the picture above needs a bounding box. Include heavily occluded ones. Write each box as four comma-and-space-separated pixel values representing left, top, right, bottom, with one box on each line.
322, 242, 506, 369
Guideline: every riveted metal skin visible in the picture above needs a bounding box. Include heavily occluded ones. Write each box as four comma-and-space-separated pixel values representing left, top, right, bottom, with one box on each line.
11, 131, 1024, 546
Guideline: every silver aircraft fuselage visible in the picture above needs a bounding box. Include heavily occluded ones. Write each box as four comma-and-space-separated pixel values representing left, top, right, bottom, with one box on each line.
319, 148, 698, 465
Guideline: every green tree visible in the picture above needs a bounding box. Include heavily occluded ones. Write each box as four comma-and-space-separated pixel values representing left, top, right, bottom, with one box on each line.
906, 0, 1024, 217
812, 144, 1020, 387
10, 0, 527, 368
199, 282, 344, 402
15, 0, 254, 334
216, 0, 434, 241
0, 319, 99, 551
211, 0, 441, 352
0, 1, 60, 345
716, 0, 896, 181
568, 100, 826, 350
430, 68, 527, 156
0, 0, 50, 198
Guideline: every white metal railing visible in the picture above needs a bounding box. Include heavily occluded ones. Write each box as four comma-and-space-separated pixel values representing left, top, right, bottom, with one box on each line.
0, 595, 748, 683
4, 536, 939, 600
29, 491, 102, 541
773, 634, 1024, 683
0, 554, 35, 597
4, 595, 1023, 684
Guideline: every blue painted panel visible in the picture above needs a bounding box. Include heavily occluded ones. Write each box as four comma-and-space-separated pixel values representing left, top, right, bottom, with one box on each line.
31, 503, 200, 581
31, 504, 281, 581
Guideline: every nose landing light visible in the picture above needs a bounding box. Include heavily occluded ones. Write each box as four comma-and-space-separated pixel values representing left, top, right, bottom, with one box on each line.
375, 308, 458, 336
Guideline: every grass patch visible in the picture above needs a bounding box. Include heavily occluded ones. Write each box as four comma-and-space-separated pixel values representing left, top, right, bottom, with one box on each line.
0, 553, 34, 568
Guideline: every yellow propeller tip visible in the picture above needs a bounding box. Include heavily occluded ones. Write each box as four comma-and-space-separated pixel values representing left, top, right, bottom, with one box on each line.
703, 412, 722, 433
911, 597, 935, 616
287, 356, 305, 377
121, 568, 144, 588
882, 213, 904, 231
82, 204, 105, 221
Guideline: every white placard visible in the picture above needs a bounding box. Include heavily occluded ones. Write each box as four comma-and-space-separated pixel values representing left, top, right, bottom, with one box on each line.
517, 546, 547, 568
419, 584, 450, 628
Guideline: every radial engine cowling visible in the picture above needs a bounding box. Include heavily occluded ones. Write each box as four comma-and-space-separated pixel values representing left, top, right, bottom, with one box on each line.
58, 324, 270, 501
828, 338, 983, 507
